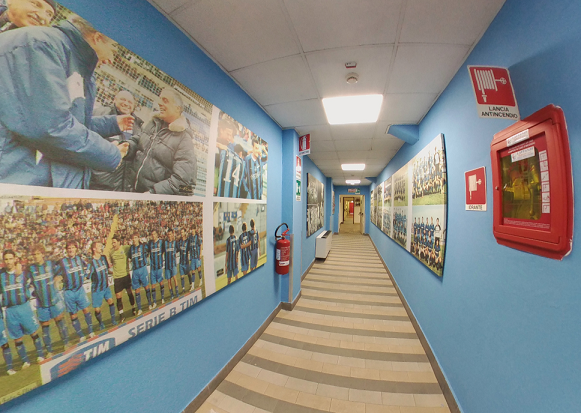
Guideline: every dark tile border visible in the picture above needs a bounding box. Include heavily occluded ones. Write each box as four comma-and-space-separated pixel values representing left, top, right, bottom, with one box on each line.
293, 304, 408, 321
182, 303, 282, 413
369, 238, 461, 413
281, 290, 302, 311
301, 284, 398, 297
300, 293, 404, 308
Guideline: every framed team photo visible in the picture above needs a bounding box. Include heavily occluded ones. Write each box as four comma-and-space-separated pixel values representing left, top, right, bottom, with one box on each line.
376, 182, 384, 231
0, 1, 211, 196
306, 174, 324, 237
0, 195, 204, 404
411, 205, 447, 277
393, 165, 409, 207
212, 202, 267, 291
213, 111, 268, 200
382, 178, 392, 237
391, 206, 410, 250
412, 135, 447, 206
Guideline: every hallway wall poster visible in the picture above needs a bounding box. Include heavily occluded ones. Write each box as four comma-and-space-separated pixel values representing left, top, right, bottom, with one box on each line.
382, 178, 393, 237
376, 134, 447, 276
0, 1, 268, 404
307, 174, 325, 237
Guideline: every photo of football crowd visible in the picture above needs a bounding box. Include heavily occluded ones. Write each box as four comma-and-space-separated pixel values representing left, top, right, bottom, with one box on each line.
214, 112, 268, 200
411, 206, 446, 276
306, 174, 325, 237
0, 1, 211, 196
412, 143, 447, 206
0, 196, 203, 396
213, 203, 267, 291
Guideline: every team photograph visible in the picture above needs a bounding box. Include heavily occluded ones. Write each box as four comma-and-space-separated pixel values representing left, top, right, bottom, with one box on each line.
0, 1, 211, 196
212, 202, 267, 291
412, 135, 447, 206
382, 178, 393, 236
214, 111, 268, 200
306, 174, 324, 237
411, 205, 446, 276
391, 207, 409, 250
393, 165, 409, 207
0, 195, 204, 401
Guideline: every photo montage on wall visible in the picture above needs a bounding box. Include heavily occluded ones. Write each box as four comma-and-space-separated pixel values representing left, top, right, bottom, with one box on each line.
306, 174, 324, 237
212, 203, 267, 291
382, 178, 392, 237
377, 134, 448, 277
0, 0, 269, 404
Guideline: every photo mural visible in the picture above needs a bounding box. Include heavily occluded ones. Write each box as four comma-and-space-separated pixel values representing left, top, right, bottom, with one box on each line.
306, 174, 324, 237
371, 134, 448, 276
0, 1, 268, 404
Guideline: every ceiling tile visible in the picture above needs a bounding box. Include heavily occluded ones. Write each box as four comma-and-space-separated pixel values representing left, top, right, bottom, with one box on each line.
379, 93, 438, 123
172, 0, 300, 71
307, 152, 339, 161
314, 159, 341, 168
400, 0, 506, 45
371, 136, 405, 152
150, 0, 197, 14
310, 140, 336, 152
264, 99, 326, 128
284, 0, 402, 52
296, 124, 332, 141
367, 149, 398, 160
334, 139, 373, 151
230, 56, 317, 106
337, 151, 369, 161
330, 124, 376, 141
387, 44, 470, 94
306, 46, 393, 97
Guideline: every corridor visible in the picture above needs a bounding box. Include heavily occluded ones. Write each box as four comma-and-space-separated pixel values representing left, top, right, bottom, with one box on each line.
196, 234, 450, 413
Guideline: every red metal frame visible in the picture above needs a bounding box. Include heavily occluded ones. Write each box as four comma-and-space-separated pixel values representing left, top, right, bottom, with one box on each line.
490, 104, 573, 259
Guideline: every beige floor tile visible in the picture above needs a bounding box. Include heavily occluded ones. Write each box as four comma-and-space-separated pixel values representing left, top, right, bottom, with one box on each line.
322, 362, 351, 376
234, 362, 261, 378
285, 376, 319, 394
256, 369, 289, 387
365, 404, 401, 413
216, 393, 255, 413
294, 356, 324, 371
379, 370, 410, 382
382, 392, 416, 406
227, 374, 269, 394
413, 394, 448, 408
400, 407, 451, 413
312, 352, 340, 364
316, 383, 350, 400
195, 401, 229, 413
351, 367, 380, 380
264, 383, 300, 404
337, 356, 366, 368
349, 388, 383, 404
296, 392, 332, 411
330, 398, 366, 413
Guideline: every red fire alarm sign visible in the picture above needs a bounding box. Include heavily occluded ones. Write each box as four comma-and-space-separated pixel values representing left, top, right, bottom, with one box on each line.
465, 167, 487, 211
468, 66, 519, 120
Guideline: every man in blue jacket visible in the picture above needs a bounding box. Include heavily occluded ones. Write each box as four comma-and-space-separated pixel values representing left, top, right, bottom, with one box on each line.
0, 14, 132, 188
0, 0, 56, 33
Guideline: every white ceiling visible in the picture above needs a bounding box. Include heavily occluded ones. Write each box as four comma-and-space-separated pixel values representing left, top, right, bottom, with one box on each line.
148, 0, 506, 185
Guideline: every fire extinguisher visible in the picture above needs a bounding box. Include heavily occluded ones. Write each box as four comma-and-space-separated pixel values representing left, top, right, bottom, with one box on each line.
275, 223, 291, 275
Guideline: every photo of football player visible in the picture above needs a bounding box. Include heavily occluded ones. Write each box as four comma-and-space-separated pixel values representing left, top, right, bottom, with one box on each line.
109, 236, 136, 323
129, 234, 153, 313
87, 242, 117, 330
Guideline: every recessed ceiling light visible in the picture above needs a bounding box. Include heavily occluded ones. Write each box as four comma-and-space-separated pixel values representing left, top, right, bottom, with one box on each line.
346, 180, 360, 185
342, 163, 365, 171
322, 94, 383, 125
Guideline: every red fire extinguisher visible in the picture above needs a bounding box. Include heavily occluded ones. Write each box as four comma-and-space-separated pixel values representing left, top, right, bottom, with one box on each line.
275, 223, 291, 275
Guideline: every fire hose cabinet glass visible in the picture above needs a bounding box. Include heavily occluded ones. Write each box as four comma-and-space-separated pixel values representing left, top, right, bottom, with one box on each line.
490, 104, 573, 259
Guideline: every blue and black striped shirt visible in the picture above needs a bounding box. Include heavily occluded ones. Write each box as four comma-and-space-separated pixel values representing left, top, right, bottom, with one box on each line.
238, 232, 251, 267
163, 240, 177, 270
177, 238, 189, 266
58, 256, 87, 291
244, 155, 263, 200
250, 229, 260, 252
87, 256, 110, 293
28, 261, 59, 307
217, 149, 245, 198
188, 234, 201, 260
148, 240, 164, 270
226, 235, 239, 270
0, 270, 31, 307
129, 243, 149, 270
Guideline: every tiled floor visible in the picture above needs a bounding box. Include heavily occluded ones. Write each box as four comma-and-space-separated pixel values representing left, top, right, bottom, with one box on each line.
196, 234, 450, 413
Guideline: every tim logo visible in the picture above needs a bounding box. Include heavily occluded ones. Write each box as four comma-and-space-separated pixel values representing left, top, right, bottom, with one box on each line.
50, 338, 115, 380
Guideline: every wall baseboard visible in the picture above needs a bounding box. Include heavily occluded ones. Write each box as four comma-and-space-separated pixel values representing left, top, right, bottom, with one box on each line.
301, 259, 316, 281
281, 290, 302, 311
369, 238, 461, 413
182, 303, 282, 413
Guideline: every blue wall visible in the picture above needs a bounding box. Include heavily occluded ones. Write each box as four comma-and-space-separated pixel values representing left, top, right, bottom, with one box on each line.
2, 1, 283, 412
301, 156, 329, 274
370, 0, 581, 412
332, 186, 370, 234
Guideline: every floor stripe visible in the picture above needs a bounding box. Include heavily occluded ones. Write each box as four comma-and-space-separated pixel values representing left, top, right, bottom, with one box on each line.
300, 285, 398, 297
260, 333, 428, 363
300, 294, 404, 308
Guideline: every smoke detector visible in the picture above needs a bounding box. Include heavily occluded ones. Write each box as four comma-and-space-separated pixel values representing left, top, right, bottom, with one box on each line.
346, 73, 359, 84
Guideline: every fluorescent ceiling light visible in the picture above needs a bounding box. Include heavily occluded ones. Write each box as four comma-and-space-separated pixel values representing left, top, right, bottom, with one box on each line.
322, 94, 383, 125
346, 180, 360, 185
342, 163, 365, 171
